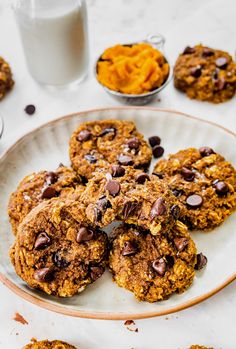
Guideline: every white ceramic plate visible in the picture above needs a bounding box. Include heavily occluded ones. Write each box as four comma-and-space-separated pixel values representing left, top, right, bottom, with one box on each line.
0, 107, 235, 320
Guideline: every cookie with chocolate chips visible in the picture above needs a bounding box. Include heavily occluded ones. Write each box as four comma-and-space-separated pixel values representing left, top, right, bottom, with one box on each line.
153, 147, 236, 230
174, 44, 236, 103
10, 199, 108, 297
23, 339, 77, 349
189, 346, 214, 349
8, 165, 84, 234
80, 167, 181, 236
109, 222, 197, 302
0, 56, 14, 100
69, 119, 152, 179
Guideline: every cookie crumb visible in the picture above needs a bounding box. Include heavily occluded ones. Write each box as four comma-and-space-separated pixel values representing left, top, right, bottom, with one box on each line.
124, 319, 139, 332
13, 312, 28, 325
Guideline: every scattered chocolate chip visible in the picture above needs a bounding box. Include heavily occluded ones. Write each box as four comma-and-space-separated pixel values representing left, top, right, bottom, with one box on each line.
215, 57, 228, 69
122, 241, 138, 256
170, 205, 181, 220
90, 266, 104, 281
45, 171, 58, 185
174, 237, 189, 251
183, 46, 195, 54
150, 197, 166, 219
127, 137, 140, 150
117, 155, 134, 166
77, 129, 91, 142
152, 145, 164, 158
122, 201, 140, 219
152, 258, 166, 276
195, 252, 208, 270
111, 164, 125, 177
84, 154, 97, 163
105, 180, 120, 196
24, 104, 36, 115
152, 172, 164, 179
34, 268, 54, 282
41, 186, 57, 199
136, 173, 150, 184
172, 189, 184, 197
99, 127, 116, 138
186, 194, 203, 209
77, 227, 94, 243
213, 180, 229, 195
202, 48, 214, 57
34, 232, 51, 250
190, 66, 202, 78
124, 320, 135, 326
148, 135, 161, 147
199, 147, 215, 157
182, 167, 195, 182
52, 251, 70, 269
214, 78, 226, 91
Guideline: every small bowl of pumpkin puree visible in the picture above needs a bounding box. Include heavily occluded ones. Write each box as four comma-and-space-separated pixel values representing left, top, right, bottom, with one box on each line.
95, 34, 172, 105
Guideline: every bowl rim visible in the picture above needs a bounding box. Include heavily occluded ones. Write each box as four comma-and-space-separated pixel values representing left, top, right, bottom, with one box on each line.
94, 39, 173, 98
0, 106, 235, 320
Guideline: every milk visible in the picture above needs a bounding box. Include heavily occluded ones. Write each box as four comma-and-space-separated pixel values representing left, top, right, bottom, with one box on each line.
14, 0, 89, 85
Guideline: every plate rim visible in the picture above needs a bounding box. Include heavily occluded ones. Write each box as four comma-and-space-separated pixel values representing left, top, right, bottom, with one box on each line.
0, 106, 235, 320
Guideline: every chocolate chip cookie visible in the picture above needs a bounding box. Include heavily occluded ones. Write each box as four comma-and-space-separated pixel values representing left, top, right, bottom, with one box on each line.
81, 167, 181, 235
189, 346, 214, 349
174, 44, 236, 103
69, 120, 152, 179
109, 222, 197, 302
10, 199, 108, 297
0, 56, 14, 100
8, 165, 84, 234
23, 340, 77, 349
153, 147, 236, 230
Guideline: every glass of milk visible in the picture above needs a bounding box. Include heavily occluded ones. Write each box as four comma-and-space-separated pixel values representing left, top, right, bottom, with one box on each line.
13, 0, 89, 86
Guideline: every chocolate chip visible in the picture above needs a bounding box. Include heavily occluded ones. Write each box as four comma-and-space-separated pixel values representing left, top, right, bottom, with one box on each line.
148, 135, 161, 147
170, 205, 180, 220
77, 129, 91, 142
34, 232, 51, 250
122, 241, 138, 256
77, 227, 94, 243
136, 173, 150, 184
105, 180, 120, 196
90, 266, 105, 281
45, 171, 58, 185
41, 186, 57, 199
186, 194, 203, 208
152, 258, 166, 276
111, 165, 125, 177
202, 48, 214, 57
215, 57, 228, 69
183, 46, 195, 54
24, 104, 36, 115
172, 189, 184, 197
152, 145, 164, 158
195, 252, 208, 270
150, 197, 166, 219
214, 78, 226, 91
190, 66, 202, 78
117, 155, 134, 166
52, 251, 70, 269
99, 127, 116, 138
85, 154, 97, 163
152, 172, 164, 179
213, 180, 229, 195
182, 167, 195, 182
122, 201, 140, 219
34, 268, 54, 282
94, 207, 102, 223
127, 137, 140, 150
199, 147, 215, 157
174, 237, 189, 251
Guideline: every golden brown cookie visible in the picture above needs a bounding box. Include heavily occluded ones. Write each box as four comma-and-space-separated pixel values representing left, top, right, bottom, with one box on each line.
0, 56, 14, 100
10, 199, 108, 297
8, 165, 84, 234
109, 223, 197, 302
174, 44, 236, 103
153, 147, 236, 231
189, 346, 214, 349
23, 339, 77, 349
69, 119, 152, 179
81, 167, 181, 236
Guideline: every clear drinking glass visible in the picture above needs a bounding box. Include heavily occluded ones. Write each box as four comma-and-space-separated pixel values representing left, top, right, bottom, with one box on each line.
13, 0, 89, 86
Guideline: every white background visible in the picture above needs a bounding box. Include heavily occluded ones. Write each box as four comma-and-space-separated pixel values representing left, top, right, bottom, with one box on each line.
0, 0, 235, 348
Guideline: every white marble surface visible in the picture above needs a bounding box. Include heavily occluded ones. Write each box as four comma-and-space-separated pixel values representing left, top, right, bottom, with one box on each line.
0, 0, 235, 348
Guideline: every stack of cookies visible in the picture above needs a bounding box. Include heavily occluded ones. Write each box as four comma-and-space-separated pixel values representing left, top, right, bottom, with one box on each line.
8, 119, 236, 302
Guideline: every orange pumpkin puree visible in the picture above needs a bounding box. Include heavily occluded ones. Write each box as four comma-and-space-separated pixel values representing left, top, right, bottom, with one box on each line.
97, 43, 169, 95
